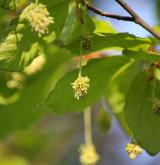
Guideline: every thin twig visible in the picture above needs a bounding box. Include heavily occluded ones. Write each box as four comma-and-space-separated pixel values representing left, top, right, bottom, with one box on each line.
115, 0, 160, 40
87, 3, 134, 22
76, 0, 84, 24
85, 1, 160, 40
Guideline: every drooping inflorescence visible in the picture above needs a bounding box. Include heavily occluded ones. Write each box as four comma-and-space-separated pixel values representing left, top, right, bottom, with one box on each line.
22, 3, 54, 37
125, 143, 142, 160
79, 143, 100, 165
71, 74, 90, 100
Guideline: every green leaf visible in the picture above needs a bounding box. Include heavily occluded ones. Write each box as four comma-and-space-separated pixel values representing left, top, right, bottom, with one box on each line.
93, 18, 117, 34
0, 45, 72, 138
0, 22, 42, 71
46, 56, 130, 113
106, 60, 142, 135
0, 0, 71, 71
66, 33, 152, 54
40, 0, 71, 36
0, 0, 75, 72
59, 3, 95, 45
125, 71, 160, 155
124, 50, 160, 63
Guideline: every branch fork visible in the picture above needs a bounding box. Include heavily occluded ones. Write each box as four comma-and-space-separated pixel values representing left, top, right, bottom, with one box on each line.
86, 0, 160, 40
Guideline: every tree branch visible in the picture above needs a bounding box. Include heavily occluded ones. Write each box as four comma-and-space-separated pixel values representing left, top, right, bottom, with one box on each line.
87, 3, 134, 22
115, 0, 160, 40
76, 0, 84, 24
86, 0, 160, 40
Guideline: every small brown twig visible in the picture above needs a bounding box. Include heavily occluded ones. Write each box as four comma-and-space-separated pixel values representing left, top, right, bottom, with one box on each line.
115, 0, 160, 40
85, 0, 160, 40
76, 0, 84, 24
87, 3, 134, 22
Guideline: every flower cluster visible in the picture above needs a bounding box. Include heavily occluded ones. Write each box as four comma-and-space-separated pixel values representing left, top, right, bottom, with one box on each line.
79, 144, 100, 165
71, 75, 90, 100
125, 143, 142, 160
22, 3, 54, 37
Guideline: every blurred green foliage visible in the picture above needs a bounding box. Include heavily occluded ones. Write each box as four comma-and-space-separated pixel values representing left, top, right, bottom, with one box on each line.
0, 0, 160, 164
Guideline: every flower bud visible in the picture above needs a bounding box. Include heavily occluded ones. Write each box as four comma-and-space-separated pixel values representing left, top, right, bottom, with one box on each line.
71, 75, 90, 100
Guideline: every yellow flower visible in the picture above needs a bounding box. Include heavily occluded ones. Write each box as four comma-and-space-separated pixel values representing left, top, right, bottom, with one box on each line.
79, 144, 100, 165
22, 3, 54, 37
125, 143, 142, 160
71, 75, 90, 100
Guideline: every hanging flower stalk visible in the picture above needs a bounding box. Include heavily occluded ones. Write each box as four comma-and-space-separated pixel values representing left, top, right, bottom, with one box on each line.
21, 2, 54, 37
79, 107, 100, 165
71, 36, 91, 100
71, 1, 99, 164
71, 32, 92, 100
